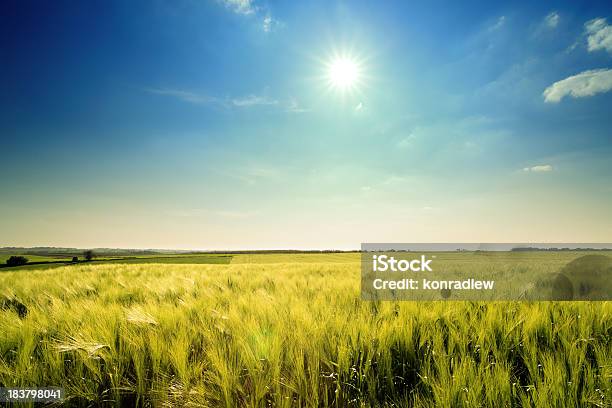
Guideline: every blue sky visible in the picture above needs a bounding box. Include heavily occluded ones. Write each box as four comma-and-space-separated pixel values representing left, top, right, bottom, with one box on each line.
1, 0, 611, 249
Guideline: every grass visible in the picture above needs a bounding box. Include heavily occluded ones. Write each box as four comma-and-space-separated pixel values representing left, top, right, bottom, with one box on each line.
96, 254, 233, 265
0, 254, 609, 407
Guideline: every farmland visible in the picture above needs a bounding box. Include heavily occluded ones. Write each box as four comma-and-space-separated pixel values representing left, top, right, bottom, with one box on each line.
0, 252, 235, 272
0, 253, 610, 407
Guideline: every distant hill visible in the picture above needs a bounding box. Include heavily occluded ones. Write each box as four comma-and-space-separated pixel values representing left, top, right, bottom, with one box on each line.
0, 247, 358, 256
511, 247, 612, 251
0, 247, 164, 257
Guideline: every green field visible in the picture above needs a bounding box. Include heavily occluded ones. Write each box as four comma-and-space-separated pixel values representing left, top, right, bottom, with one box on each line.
0, 253, 234, 272
0, 254, 70, 264
0, 253, 610, 407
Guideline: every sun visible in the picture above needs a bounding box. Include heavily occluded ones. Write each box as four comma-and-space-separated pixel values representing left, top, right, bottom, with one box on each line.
326, 57, 361, 91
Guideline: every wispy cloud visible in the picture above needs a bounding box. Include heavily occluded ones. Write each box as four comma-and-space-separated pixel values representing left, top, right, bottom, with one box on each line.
489, 16, 506, 32
262, 14, 273, 32
585, 18, 612, 54
215, 210, 258, 218
217, 164, 282, 185
285, 97, 308, 113
396, 133, 415, 149
523, 165, 553, 172
168, 208, 257, 219
146, 88, 221, 105
532, 12, 560, 40
148, 87, 296, 110
262, 14, 282, 33
543, 69, 612, 103
232, 94, 278, 107
218, 0, 282, 34
544, 12, 560, 29
219, 0, 256, 15
243, 166, 278, 179
382, 175, 410, 186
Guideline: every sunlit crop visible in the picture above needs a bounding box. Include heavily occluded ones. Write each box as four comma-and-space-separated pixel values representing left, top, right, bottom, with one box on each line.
0, 255, 609, 406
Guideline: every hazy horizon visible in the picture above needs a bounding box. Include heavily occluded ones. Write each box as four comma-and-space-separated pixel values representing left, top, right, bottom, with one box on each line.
4, 243, 612, 253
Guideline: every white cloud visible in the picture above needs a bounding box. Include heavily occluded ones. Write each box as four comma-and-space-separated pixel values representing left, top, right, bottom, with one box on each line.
220, 0, 256, 15
218, 0, 282, 34
146, 88, 221, 105
544, 12, 560, 29
354, 102, 363, 111
523, 165, 553, 172
543, 69, 612, 103
585, 18, 612, 53
232, 94, 278, 107
262, 15, 273, 32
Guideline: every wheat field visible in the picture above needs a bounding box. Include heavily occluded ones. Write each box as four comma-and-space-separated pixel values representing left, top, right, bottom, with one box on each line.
0, 255, 610, 407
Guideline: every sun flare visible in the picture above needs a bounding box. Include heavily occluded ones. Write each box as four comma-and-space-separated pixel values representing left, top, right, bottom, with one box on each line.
327, 57, 360, 90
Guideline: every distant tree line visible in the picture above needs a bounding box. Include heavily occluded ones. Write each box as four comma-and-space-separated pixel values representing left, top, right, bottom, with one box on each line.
6, 256, 28, 266
197, 250, 357, 254
511, 247, 612, 251
3, 250, 96, 268
84, 250, 94, 261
